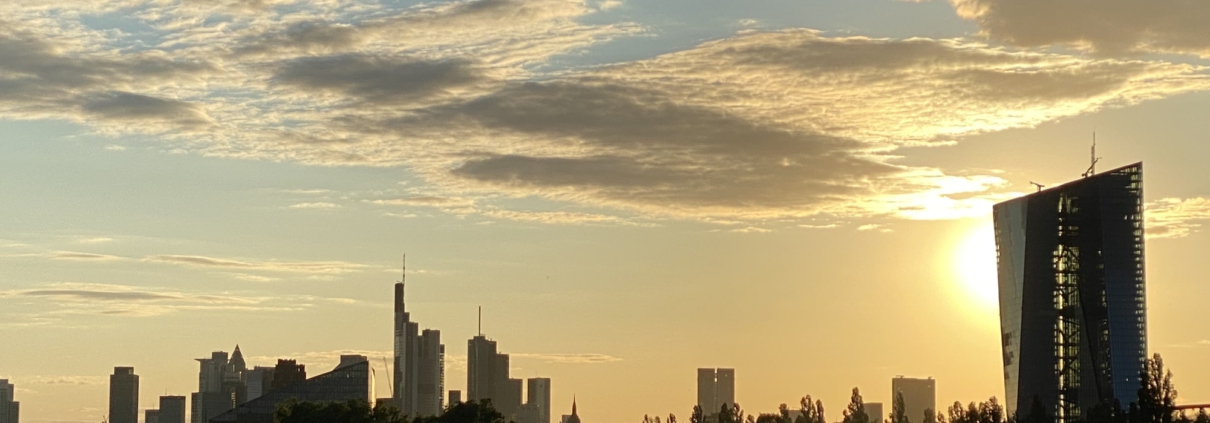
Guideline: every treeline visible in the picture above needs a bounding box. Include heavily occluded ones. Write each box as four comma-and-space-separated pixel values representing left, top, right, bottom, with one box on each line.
275, 399, 511, 423
643, 354, 1208, 423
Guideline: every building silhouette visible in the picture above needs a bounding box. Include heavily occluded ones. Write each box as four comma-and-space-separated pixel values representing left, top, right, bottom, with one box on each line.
0, 379, 18, 423
191, 347, 249, 423
210, 357, 374, 423
245, 367, 274, 401
158, 396, 186, 423
865, 402, 883, 423
891, 377, 935, 423
109, 367, 139, 423
697, 368, 735, 415
271, 359, 306, 390
527, 378, 552, 423
560, 398, 581, 423
467, 335, 502, 405
394, 259, 445, 417
994, 163, 1147, 422
448, 390, 462, 407
146, 409, 160, 423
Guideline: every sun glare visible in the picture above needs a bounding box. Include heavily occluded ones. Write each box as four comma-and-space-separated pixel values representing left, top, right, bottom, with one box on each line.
953, 223, 999, 308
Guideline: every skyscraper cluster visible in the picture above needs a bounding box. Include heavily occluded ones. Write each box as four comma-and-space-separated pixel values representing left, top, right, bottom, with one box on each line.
393, 262, 445, 417
190, 347, 250, 423
0, 379, 18, 423
467, 335, 552, 423
995, 163, 1148, 423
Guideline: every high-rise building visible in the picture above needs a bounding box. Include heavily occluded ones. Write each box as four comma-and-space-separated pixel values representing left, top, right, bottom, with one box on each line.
192, 347, 250, 423
245, 367, 275, 401
394, 259, 445, 417
271, 359, 306, 389
146, 409, 160, 423
0, 379, 19, 423
994, 163, 1147, 422
865, 402, 883, 423
448, 390, 462, 407
467, 335, 499, 403
697, 368, 734, 416
891, 377, 935, 423
527, 378, 551, 423
159, 396, 186, 423
517, 404, 542, 423
418, 329, 445, 416
211, 358, 374, 423
109, 367, 139, 423
697, 369, 717, 415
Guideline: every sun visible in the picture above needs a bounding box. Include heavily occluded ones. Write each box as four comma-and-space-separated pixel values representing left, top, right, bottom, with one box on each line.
952, 222, 999, 308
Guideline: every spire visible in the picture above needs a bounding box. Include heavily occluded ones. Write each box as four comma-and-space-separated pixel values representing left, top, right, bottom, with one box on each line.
230, 344, 246, 371
573, 396, 578, 416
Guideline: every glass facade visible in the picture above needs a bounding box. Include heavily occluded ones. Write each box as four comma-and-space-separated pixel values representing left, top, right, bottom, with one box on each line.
209, 360, 373, 423
993, 163, 1147, 422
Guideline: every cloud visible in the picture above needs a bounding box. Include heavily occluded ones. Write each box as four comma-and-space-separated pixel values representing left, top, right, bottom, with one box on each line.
48, 251, 125, 261
144, 254, 370, 274
273, 56, 483, 105
74, 237, 114, 244
82, 92, 211, 128
0, 283, 282, 318
288, 202, 340, 209
510, 353, 623, 364
951, 0, 1210, 57
1146, 197, 1210, 239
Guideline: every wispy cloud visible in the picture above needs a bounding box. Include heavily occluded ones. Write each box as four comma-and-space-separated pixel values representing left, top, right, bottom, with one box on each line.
1147, 197, 1210, 239
288, 202, 341, 210
48, 251, 125, 261
510, 352, 623, 364
143, 255, 370, 274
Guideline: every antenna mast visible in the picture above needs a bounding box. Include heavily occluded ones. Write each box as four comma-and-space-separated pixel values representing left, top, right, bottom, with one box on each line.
478, 306, 482, 336
1083, 131, 1100, 178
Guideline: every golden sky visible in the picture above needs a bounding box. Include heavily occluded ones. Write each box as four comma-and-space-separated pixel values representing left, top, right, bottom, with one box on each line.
2, 1, 1210, 422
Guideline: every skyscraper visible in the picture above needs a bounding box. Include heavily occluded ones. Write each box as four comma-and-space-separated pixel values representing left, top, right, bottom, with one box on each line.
109, 367, 139, 423
192, 347, 251, 423
146, 409, 160, 423
0, 379, 18, 423
159, 396, 186, 423
697, 368, 734, 415
891, 377, 935, 423
865, 402, 884, 423
467, 335, 499, 403
394, 258, 445, 417
245, 367, 275, 401
527, 378, 552, 423
995, 163, 1147, 422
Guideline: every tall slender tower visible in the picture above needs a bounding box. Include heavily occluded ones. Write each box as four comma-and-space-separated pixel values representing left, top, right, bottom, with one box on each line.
394, 256, 418, 414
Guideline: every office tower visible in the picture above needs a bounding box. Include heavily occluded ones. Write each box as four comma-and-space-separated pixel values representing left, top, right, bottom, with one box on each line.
891, 377, 935, 423
467, 335, 499, 403
562, 399, 581, 423
500, 378, 523, 418
418, 329, 445, 416
697, 368, 734, 415
527, 378, 552, 423
518, 404, 541, 423
715, 369, 735, 411
994, 163, 1147, 422
146, 409, 160, 423
191, 347, 250, 423
394, 260, 445, 417
448, 390, 462, 407
865, 402, 883, 423
271, 360, 306, 389
109, 367, 139, 423
697, 369, 717, 414
211, 358, 374, 423
159, 396, 186, 423
0, 379, 18, 423
245, 367, 275, 401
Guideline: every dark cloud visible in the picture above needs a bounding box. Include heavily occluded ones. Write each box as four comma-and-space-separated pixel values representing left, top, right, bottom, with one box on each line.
274, 56, 481, 104
18, 290, 180, 301
82, 92, 211, 127
423, 82, 902, 215
952, 0, 1210, 56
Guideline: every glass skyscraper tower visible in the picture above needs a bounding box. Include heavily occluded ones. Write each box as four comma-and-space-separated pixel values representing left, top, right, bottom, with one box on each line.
994, 163, 1147, 423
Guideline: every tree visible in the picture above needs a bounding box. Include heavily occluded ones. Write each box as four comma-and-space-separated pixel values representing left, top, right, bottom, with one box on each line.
691, 405, 706, 423
976, 397, 1004, 423
891, 392, 910, 423
274, 399, 405, 423
1193, 409, 1209, 423
800, 396, 825, 423
924, 408, 937, 423
416, 400, 510, 423
1136, 354, 1178, 423
720, 403, 747, 423
843, 388, 870, 423
949, 401, 970, 423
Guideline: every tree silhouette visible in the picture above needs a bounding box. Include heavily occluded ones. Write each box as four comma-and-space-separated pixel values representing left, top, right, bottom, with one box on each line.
799, 395, 825, 423
892, 392, 910, 423
843, 388, 870, 423
691, 405, 706, 423
1136, 354, 1178, 423
274, 399, 405, 423
924, 408, 937, 423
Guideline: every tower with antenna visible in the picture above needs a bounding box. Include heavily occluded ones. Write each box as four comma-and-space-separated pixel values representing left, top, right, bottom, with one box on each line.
392, 254, 446, 417
1083, 131, 1101, 178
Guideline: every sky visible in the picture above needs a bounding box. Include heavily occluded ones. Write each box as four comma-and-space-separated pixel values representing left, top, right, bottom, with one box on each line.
2, 0, 1210, 422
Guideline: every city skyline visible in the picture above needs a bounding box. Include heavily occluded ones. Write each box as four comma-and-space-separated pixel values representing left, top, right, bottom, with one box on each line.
4, 0, 1210, 422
